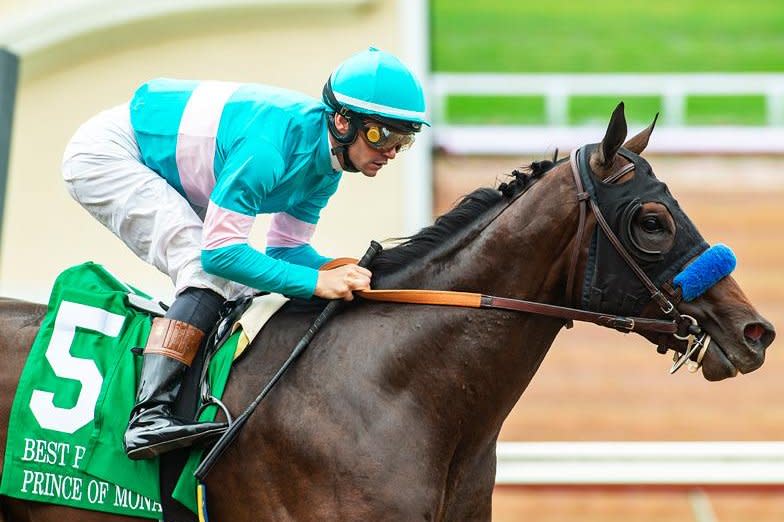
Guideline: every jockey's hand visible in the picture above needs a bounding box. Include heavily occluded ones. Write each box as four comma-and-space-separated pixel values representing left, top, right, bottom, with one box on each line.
314, 264, 372, 301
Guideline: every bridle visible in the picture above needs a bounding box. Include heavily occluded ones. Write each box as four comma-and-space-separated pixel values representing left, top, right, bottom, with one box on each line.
193, 148, 719, 492
564, 147, 710, 373
347, 146, 712, 374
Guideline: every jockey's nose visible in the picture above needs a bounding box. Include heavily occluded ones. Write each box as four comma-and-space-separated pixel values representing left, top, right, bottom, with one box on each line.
382, 147, 397, 159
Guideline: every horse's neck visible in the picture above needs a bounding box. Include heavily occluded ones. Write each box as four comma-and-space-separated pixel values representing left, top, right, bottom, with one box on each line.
387, 170, 576, 305
379, 171, 578, 443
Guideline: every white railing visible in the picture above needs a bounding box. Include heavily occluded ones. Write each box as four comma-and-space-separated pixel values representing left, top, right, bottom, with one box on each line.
430, 73, 784, 154
496, 441, 784, 485
495, 442, 784, 522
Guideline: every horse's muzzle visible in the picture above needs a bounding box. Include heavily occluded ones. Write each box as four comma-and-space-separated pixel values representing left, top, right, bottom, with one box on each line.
743, 321, 776, 352
701, 318, 774, 381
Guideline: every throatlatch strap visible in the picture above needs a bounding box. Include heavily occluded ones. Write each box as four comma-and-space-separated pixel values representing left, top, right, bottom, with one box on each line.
144, 317, 205, 366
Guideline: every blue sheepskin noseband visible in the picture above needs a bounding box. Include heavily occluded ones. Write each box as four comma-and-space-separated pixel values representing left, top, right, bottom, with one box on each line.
673, 244, 736, 301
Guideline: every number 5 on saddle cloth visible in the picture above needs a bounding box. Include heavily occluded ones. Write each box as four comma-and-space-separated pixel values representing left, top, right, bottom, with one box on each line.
0, 262, 278, 519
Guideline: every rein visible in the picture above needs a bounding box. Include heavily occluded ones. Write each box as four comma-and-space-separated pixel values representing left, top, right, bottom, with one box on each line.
339, 147, 713, 373
357, 288, 680, 335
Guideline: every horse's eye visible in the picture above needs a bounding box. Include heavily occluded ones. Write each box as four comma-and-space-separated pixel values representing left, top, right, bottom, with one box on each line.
641, 215, 663, 233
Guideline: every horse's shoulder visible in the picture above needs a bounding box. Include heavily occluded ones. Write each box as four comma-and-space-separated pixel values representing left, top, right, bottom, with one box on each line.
0, 297, 47, 328
0, 298, 44, 406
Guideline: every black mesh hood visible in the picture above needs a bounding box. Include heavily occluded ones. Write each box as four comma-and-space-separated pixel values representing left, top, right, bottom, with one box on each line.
577, 145, 709, 315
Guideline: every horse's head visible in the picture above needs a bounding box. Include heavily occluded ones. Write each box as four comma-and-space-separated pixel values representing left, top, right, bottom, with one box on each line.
571, 102, 775, 381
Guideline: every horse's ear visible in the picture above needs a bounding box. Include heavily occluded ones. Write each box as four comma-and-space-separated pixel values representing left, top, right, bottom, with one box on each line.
595, 102, 627, 166
623, 113, 659, 155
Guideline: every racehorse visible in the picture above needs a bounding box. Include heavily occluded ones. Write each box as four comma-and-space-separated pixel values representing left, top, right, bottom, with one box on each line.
0, 104, 775, 521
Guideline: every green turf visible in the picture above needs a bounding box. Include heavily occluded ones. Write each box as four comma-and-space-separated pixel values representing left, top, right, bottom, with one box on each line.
686, 95, 767, 125
442, 95, 769, 126
431, 0, 784, 73
569, 96, 660, 126
445, 96, 546, 124
431, 1, 783, 125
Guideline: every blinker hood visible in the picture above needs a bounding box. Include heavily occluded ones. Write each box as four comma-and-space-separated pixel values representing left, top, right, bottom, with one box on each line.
576, 145, 709, 316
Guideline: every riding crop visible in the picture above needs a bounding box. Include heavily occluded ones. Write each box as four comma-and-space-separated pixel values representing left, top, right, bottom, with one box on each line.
194, 240, 382, 484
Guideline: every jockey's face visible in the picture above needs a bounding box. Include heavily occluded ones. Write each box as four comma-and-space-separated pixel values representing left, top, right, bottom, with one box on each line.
333, 114, 400, 178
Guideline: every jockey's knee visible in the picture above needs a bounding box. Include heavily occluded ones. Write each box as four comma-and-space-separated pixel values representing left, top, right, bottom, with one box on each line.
165, 287, 224, 333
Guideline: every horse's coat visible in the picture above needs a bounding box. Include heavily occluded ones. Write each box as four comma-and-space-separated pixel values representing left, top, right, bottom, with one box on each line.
0, 105, 774, 521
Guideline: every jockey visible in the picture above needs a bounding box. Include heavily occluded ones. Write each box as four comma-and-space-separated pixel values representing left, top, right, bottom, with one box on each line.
61, 47, 429, 460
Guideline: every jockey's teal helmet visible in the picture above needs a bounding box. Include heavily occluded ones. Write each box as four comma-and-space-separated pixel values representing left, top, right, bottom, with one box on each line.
323, 47, 429, 133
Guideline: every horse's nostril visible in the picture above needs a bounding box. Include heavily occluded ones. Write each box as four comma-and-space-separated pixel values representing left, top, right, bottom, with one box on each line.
744, 322, 775, 348
745, 323, 765, 343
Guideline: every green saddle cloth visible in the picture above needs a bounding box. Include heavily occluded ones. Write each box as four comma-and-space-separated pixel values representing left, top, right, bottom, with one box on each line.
0, 262, 237, 518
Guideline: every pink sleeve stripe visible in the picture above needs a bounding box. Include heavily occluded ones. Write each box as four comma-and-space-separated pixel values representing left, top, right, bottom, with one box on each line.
266, 212, 317, 248
202, 202, 255, 250
176, 81, 240, 207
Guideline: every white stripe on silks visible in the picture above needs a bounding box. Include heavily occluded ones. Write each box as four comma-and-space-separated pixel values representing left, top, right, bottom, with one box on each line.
202, 201, 255, 250
176, 81, 241, 207
266, 212, 317, 248
333, 92, 425, 121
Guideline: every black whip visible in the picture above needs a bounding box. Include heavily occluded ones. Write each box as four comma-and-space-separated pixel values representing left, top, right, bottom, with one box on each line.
194, 240, 382, 481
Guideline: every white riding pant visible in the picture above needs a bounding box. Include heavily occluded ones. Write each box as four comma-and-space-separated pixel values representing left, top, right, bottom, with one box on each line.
62, 104, 249, 300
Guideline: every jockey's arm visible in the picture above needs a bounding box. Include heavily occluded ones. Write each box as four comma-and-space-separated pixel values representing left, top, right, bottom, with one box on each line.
264, 173, 341, 270
201, 149, 321, 299
201, 234, 318, 298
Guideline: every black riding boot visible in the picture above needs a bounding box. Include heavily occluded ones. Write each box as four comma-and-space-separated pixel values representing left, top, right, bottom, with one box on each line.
124, 287, 227, 460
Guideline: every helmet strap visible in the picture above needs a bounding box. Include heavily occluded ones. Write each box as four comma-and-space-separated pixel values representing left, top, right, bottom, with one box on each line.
331, 143, 358, 173
327, 112, 360, 173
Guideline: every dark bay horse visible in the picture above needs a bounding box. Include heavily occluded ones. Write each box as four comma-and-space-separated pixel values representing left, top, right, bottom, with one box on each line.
0, 104, 775, 521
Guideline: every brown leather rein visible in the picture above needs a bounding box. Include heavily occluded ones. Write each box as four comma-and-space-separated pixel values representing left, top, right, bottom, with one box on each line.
324, 147, 699, 341
357, 289, 679, 335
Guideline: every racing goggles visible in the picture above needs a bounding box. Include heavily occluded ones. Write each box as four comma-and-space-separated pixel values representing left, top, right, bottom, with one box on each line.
360, 121, 416, 152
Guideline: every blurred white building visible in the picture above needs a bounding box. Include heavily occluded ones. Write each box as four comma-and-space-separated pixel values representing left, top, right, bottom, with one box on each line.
0, 0, 430, 302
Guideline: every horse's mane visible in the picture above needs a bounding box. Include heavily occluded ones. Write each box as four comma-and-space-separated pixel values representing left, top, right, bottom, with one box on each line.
282, 157, 559, 313
372, 158, 559, 277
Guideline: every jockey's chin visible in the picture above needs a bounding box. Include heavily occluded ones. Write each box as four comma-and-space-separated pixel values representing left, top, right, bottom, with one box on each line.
360, 160, 387, 177
348, 137, 396, 178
